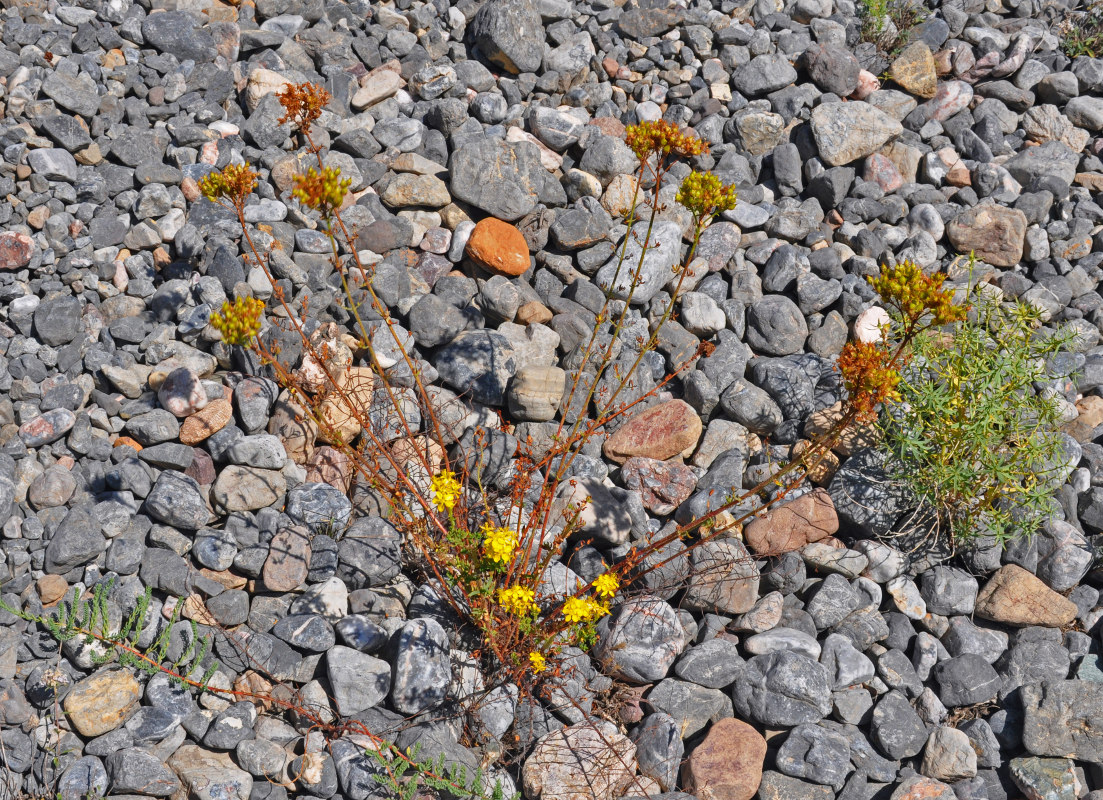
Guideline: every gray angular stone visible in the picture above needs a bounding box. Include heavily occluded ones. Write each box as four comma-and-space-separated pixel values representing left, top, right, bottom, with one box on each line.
776, 723, 852, 787
594, 596, 686, 684
390, 618, 450, 715
144, 472, 212, 530
732, 651, 833, 727
141, 11, 217, 62
34, 295, 83, 346
468, 0, 545, 74
326, 646, 392, 716
435, 330, 518, 406
595, 220, 683, 306
932, 654, 1001, 706
870, 690, 928, 759
919, 566, 978, 616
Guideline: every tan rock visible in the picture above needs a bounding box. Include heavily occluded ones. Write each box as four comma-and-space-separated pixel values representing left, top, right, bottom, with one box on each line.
179, 398, 233, 445
522, 721, 636, 800
890, 41, 938, 99
744, 488, 839, 555
352, 68, 404, 110
601, 172, 644, 217
889, 776, 956, 800
508, 365, 565, 422
36, 574, 67, 606
946, 205, 1028, 267
975, 564, 1077, 627
263, 525, 312, 592
603, 399, 703, 464
269, 393, 319, 464
516, 300, 553, 325
803, 401, 880, 458
790, 439, 840, 485
465, 217, 531, 277
212, 465, 287, 513
168, 746, 252, 800
306, 446, 353, 491
682, 718, 766, 800
1065, 395, 1103, 443
244, 68, 291, 114
63, 670, 140, 737
316, 366, 374, 445
380, 173, 451, 209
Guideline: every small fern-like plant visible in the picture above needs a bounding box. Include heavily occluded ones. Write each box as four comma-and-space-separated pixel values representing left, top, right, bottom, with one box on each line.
368, 743, 515, 800
2, 580, 219, 690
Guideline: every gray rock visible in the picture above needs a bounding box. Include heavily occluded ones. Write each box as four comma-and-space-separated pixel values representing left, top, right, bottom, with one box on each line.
141, 11, 217, 62
733, 54, 799, 96
732, 651, 833, 727
468, 0, 545, 74
745, 296, 808, 356
326, 646, 392, 716
932, 654, 1001, 706
34, 295, 83, 346
271, 614, 336, 652
1022, 681, 1103, 761
105, 749, 181, 796
646, 678, 733, 739
594, 596, 686, 683
204, 702, 257, 750
144, 472, 212, 530
27, 149, 78, 182
595, 220, 683, 305
827, 448, 911, 537
775, 723, 852, 787
337, 516, 402, 589
286, 482, 352, 534
806, 574, 861, 630
42, 72, 102, 118
390, 618, 450, 715
919, 566, 978, 616
870, 690, 928, 759
684, 539, 760, 615
450, 138, 557, 220
631, 713, 682, 792
674, 637, 744, 689
436, 330, 518, 406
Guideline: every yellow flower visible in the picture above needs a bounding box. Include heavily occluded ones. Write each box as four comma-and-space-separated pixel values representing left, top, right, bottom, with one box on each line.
498, 586, 537, 616
210, 296, 265, 346
676, 171, 738, 221
291, 166, 351, 216
482, 524, 518, 565
593, 573, 619, 600
198, 163, 258, 206
529, 651, 546, 673
429, 470, 460, 512
586, 597, 610, 620
562, 596, 593, 624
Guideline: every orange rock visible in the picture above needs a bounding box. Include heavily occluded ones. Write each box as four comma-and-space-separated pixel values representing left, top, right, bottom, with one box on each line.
744, 488, 839, 555
603, 399, 703, 464
1065, 395, 1103, 443
516, 300, 554, 325
37, 574, 68, 606
179, 399, 233, 445
113, 436, 143, 451
465, 218, 531, 277
682, 718, 766, 800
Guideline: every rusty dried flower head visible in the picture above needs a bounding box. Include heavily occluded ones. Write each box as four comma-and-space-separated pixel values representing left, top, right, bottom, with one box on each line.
868, 260, 968, 327
277, 82, 332, 136
625, 119, 708, 162
291, 166, 352, 217
198, 163, 259, 207
676, 170, 737, 223
210, 296, 265, 345
837, 340, 902, 422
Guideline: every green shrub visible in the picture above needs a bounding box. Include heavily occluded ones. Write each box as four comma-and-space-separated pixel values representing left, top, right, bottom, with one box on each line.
1060, 3, 1103, 59
876, 277, 1079, 547
858, 0, 926, 55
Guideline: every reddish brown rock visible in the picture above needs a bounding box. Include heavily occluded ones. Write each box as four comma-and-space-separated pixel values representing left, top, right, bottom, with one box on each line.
946, 205, 1027, 268
603, 400, 703, 464
682, 718, 766, 800
864, 153, 903, 193
465, 218, 531, 277
744, 488, 839, 555
620, 457, 698, 514
889, 776, 956, 800
36, 574, 68, 606
185, 447, 217, 485
306, 446, 353, 491
0, 231, 34, 270
263, 526, 312, 592
113, 436, 144, 452
975, 564, 1077, 628
179, 399, 233, 445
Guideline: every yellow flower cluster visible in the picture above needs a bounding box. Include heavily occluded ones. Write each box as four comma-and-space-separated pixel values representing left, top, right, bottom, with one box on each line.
529, 652, 546, 672
210, 296, 265, 346
292, 166, 351, 216
482, 523, 518, 565
429, 470, 461, 512
676, 171, 738, 220
498, 585, 537, 616
624, 119, 708, 161
561, 596, 609, 624
867, 260, 968, 327
593, 572, 619, 599
198, 163, 258, 205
